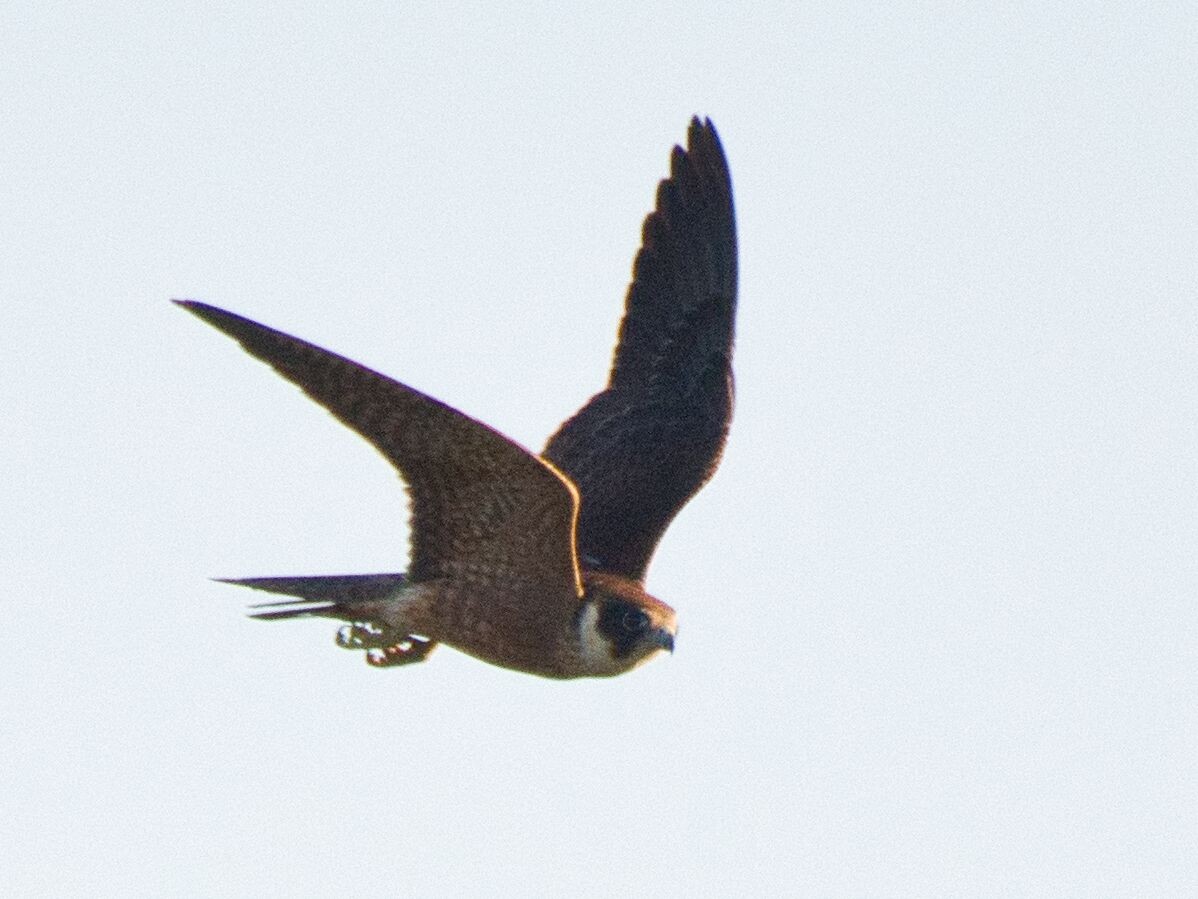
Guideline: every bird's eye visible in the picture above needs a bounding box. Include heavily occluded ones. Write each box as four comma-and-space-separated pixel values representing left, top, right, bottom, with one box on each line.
622, 610, 650, 633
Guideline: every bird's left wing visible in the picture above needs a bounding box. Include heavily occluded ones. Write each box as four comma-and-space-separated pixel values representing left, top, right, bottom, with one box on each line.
177, 301, 583, 600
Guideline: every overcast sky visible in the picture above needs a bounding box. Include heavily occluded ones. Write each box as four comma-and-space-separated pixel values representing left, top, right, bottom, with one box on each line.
3, 3, 1194, 896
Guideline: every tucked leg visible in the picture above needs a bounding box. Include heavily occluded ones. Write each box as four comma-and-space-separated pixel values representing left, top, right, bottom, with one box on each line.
335, 620, 404, 650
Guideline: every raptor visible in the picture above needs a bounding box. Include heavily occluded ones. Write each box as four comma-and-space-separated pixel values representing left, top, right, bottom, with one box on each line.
178, 117, 736, 678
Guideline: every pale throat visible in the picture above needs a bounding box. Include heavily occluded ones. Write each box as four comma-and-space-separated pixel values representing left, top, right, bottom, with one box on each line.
574, 600, 615, 672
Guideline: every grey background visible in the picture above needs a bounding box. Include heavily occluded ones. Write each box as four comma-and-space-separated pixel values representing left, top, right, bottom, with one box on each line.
3, 2, 1194, 896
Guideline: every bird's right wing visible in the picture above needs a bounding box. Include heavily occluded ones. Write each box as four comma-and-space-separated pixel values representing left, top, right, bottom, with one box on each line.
542, 118, 737, 581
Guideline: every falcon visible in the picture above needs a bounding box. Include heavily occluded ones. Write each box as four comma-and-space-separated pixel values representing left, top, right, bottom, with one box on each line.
178, 117, 736, 679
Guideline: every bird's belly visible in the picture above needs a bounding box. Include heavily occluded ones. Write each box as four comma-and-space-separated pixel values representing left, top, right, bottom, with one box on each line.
400, 580, 585, 679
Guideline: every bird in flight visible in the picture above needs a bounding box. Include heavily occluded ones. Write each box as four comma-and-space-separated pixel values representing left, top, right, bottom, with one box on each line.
178, 117, 736, 679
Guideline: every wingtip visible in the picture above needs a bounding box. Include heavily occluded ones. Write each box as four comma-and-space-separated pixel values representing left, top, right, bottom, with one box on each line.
174, 299, 244, 334
676, 118, 728, 183
174, 299, 240, 326
688, 115, 719, 140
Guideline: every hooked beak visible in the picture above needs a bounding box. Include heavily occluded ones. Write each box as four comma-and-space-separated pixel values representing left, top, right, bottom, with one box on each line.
651, 628, 676, 654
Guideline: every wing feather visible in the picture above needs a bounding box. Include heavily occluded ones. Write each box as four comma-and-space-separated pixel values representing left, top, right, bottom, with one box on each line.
542, 117, 737, 579
178, 301, 582, 596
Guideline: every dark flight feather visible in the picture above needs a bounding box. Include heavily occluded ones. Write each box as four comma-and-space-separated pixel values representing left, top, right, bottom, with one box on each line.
542, 117, 737, 580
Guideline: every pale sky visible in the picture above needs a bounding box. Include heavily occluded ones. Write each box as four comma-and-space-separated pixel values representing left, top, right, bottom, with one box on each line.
3, 3, 1195, 896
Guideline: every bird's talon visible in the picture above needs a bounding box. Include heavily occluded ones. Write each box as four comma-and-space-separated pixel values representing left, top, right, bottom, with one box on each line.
364, 636, 435, 667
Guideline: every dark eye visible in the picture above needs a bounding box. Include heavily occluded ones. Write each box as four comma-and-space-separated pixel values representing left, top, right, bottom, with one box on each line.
622, 609, 650, 633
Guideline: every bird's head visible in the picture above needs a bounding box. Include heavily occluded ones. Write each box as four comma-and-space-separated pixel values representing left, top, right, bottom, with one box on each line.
575, 572, 677, 676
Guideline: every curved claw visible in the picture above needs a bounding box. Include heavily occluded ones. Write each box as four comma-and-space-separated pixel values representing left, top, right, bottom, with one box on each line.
365, 636, 437, 668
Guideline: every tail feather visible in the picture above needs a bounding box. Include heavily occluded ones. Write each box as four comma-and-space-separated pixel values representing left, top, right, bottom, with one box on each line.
213, 573, 407, 622
246, 602, 340, 621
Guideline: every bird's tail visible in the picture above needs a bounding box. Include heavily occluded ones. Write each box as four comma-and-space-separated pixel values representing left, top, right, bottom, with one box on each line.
215, 573, 408, 621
